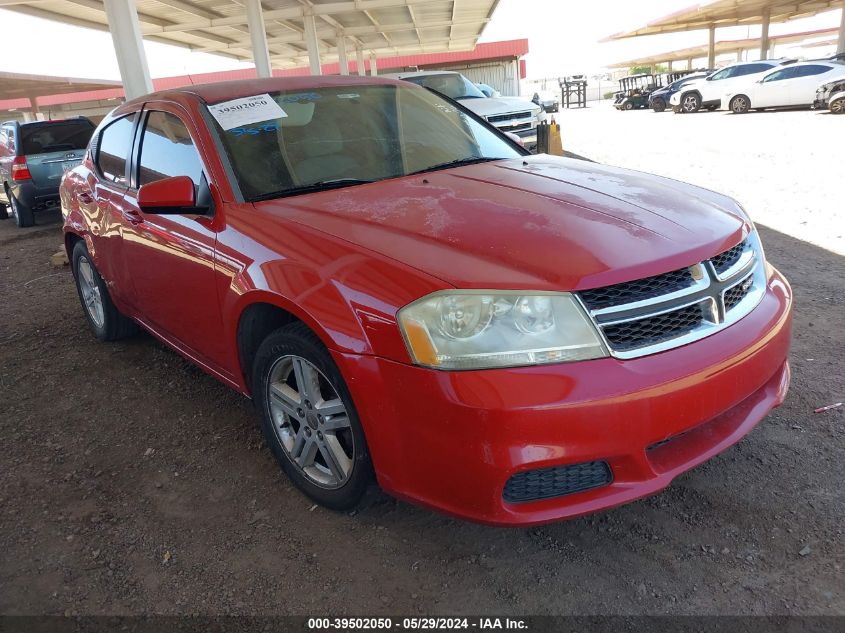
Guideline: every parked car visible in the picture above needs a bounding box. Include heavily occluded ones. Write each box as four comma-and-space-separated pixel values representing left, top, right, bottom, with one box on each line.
0, 117, 94, 227
670, 60, 790, 113
814, 75, 845, 114
385, 70, 543, 149
60, 76, 792, 526
722, 61, 845, 113
475, 82, 501, 98
613, 73, 658, 110
648, 72, 709, 112
532, 90, 560, 113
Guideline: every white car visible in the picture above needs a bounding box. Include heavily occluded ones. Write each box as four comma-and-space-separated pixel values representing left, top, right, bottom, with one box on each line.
722, 61, 845, 113
669, 60, 787, 113
385, 70, 543, 148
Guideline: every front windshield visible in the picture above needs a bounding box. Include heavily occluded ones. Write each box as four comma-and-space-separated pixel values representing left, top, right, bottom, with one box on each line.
212, 84, 522, 201
403, 74, 487, 100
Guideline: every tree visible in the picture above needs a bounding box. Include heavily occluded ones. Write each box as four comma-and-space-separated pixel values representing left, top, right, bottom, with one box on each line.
629, 64, 668, 75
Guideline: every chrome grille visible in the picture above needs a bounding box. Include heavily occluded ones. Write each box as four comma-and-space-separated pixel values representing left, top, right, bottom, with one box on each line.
602, 302, 706, 351
577, 236, 765, 359
580, 267, 694, 311
487, 110, 533, 124
710, 242, 744, 275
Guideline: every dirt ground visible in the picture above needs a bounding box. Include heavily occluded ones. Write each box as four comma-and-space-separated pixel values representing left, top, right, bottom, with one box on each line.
1, 174, 843, 615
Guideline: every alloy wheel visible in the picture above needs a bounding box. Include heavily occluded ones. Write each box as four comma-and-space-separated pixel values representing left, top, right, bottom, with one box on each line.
831, 98, 844, 114
731, 96, 748, 114
267, 355, 354, 489
77, 256, 105, 328
682, 94, 699, 113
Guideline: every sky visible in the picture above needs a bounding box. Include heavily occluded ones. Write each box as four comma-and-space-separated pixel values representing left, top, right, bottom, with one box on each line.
0, 0, 841, 81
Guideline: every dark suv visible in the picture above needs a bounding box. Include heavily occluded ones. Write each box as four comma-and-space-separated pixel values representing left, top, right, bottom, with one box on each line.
0, 118, 95, 227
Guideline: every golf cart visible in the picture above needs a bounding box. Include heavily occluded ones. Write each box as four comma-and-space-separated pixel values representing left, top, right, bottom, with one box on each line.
614, 74, 659, 110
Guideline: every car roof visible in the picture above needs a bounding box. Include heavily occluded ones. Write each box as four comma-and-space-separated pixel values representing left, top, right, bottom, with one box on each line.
124, 74, 412, 108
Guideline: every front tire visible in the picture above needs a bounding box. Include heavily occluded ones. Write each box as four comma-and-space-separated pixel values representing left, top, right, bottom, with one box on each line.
9, 193, 34, 228
623, 101, 634, 111
730, 95, 750, 114
72, 241, 137, 341
830, 97, 845, 114
253, 323, 374, 511
652, 98, 666, 113
680, 92, 701, 113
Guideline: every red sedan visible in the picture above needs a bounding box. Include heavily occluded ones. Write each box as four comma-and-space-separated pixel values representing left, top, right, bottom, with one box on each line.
60, 76, 792, 526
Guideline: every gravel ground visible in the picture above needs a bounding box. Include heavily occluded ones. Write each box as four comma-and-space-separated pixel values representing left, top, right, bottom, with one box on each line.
1, 110, 843, 617
558, 102, 844, 256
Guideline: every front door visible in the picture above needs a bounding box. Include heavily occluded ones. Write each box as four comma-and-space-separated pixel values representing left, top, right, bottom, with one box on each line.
113, 104, 229, 370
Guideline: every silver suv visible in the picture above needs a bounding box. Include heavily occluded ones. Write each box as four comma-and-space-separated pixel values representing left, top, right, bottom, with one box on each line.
385, 70, 543, 149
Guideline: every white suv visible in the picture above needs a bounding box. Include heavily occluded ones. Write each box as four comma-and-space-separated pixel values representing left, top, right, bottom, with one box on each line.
670, 60, 788, 113
385, 70, 543, 149
722, 60, 845, 113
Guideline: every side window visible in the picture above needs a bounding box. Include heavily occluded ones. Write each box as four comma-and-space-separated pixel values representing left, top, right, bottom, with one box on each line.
97, 115, 136, 185
797, 65, 831, 77
7, 128, 16, 154
762, 67, 799, 82
709, 68, 733, 81
137, 111, 204, 187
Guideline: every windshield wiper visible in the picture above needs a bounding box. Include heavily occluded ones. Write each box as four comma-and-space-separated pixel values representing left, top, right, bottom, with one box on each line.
250, 178, 374, 201
408, 156, 500, 176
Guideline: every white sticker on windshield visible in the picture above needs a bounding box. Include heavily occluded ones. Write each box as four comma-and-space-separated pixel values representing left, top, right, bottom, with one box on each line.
208, 94, 287, 131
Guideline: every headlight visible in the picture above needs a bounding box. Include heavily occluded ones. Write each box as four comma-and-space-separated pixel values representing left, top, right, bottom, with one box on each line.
397, 291, 608, 370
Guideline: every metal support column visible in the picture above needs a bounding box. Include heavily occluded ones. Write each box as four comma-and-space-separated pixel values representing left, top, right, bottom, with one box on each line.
304, 12, 322, 75
356, 47, 366, 76
245, 0, 272, 78
337, 34, 349, 75
707, 24, 716, 69
103, 0, 153, 99
369, 53, 377, 76
838, 7, 845, 54
760, 8, 771, 60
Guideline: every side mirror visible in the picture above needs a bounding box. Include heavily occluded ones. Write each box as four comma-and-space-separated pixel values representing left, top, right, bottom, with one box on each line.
138, 175, 208, 215
504, 131, 525, 147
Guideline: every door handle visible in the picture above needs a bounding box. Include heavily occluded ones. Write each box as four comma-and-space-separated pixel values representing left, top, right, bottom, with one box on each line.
78, 191, 93, 204
122, 209, 144, 225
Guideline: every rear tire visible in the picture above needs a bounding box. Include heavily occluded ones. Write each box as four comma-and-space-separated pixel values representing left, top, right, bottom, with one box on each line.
10, 193, 34, 228
652, 98, 666, 113
623, 101, 634, 111
253, 322, 374, 511
72, 241, 138, 342
730, 95, 750, 114
0, 202, 8, 220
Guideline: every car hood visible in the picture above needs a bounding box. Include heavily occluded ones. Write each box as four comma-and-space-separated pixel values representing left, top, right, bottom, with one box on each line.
460, 96, 539, 117
255, 155, 748, 291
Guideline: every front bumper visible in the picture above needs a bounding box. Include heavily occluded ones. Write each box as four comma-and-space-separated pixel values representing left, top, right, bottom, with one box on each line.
335, 268, 792, 526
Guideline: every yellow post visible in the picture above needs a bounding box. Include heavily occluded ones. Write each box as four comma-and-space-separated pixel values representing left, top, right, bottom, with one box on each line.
548, 116, 564, 156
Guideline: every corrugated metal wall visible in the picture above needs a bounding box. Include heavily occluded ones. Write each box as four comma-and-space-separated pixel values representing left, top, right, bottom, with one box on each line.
423, 62, 515, 95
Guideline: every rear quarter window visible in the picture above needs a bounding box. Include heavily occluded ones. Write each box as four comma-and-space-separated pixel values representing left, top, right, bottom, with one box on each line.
20, 121, 94, 155
96, 114, 137, 185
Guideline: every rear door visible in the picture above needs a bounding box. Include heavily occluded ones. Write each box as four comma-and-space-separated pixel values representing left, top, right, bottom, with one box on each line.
18, 120, 94, 190
84, 113, 139, 295
0, 125, 17, 199
112, 103, 228, 369
789, 64, 837, 105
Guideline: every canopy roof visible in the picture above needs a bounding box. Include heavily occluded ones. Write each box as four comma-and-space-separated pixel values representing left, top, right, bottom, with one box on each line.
0, 71, 120, 102
4, 0, 501, 67
604, 0, 844, 40
608, 27, 840, 67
